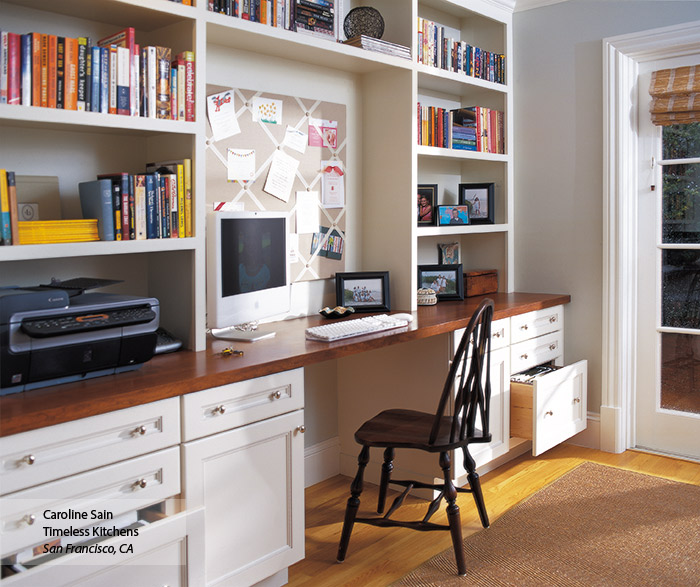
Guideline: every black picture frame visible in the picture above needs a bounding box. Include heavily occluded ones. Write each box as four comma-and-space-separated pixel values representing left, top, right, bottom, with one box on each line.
437, 205, 470, 226
417, 264, 464, 301
335, 271, 391, 312
417, 184, 437, 227
458, 182, 495, 224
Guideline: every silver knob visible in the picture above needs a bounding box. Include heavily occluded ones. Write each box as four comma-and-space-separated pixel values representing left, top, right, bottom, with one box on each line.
23, 454, 35, 466
549, 316, 558, 323
520, 324, 529, 330
494, 331, 501, 338
274, 390, 282, 400
134, 479, 147, 489
549, 344, 557, 350
22, 514, 36, 526
133, 425, 147, 436
297, 425, 306, 434
213, 405, 226, 415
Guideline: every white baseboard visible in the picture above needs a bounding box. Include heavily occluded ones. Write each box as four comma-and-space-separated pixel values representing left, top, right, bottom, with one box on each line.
305, 437, 340, 488
566, 413, 601, 450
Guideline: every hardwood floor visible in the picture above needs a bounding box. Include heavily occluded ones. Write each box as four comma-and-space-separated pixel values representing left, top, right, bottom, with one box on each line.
288, 444, 700, 587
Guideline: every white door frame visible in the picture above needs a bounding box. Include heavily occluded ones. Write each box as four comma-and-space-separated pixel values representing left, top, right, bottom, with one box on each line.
602, 20, 700, 453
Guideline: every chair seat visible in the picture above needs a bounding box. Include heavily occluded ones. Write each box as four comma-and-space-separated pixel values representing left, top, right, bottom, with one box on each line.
354, 408, 491, 452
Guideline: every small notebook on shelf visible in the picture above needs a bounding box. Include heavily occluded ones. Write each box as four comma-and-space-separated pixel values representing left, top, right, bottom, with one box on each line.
343, 36, 411, 60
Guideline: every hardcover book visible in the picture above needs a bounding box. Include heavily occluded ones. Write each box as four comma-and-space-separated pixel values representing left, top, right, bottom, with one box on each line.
78, 179, 115, 241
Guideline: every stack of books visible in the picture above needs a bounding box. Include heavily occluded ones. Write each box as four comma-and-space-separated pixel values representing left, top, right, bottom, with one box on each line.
451, 109, 477, 151
294, 0, 337, 40
0, 27, 195, 121
18, 219, 99, 244
343, 36, 411, 60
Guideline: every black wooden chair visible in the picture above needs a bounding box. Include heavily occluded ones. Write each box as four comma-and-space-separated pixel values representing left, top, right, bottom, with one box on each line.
336, 298, 494, 576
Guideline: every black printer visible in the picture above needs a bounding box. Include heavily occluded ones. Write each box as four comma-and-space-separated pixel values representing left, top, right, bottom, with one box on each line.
0, 286, 159, 395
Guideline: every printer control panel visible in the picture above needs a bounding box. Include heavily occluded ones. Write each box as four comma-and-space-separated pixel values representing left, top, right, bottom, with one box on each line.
21, 306, 157, 338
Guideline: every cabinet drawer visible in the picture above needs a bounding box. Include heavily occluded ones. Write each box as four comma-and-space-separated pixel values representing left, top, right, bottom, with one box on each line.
1, 508, 204, 587
1, 447, 180, 557
510, 360, 587, 456
181, 368, 304, 441
452, 317, 510, 355
0, 398, 180, 495
510, 305, 563, 345
510, 331, 562, 374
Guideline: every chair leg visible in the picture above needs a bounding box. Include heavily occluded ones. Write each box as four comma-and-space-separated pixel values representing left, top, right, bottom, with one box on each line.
377, 447, 394, 514
337, 445, 370, 563
462, 446, 489, 528
440, 451, 467, 576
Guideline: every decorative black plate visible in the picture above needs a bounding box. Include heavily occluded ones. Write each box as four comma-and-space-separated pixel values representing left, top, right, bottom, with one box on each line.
343, 6, 384, 40
319, 306, 356, 319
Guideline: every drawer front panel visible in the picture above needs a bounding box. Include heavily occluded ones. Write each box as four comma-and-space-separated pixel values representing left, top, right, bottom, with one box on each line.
510, 331, 563, 374
510, 305, 563, 345
452, 317, 510, 355
181, 368, 304, 441
1, 508, 203, 587
1, 447, 180, 557
0, 398, 180, 495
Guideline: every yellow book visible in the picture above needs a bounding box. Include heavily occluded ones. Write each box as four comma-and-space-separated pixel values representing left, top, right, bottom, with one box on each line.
18, 220, 99, 245
177, 163, 185, 238
184, 158, 192, 237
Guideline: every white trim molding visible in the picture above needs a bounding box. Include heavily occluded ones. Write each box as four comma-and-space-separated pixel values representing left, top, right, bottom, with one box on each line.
304, 436, 340, 488
602, 20, 700, 454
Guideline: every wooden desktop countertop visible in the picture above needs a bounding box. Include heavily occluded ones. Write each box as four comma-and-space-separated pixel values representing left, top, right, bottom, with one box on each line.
0, 292, 570, 437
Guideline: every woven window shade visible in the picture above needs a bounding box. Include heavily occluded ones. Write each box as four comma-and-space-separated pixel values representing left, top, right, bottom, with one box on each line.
649, 65, 700, 126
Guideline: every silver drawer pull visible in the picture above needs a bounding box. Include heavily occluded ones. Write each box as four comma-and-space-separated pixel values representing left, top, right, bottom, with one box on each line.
545, 410, 554, 417
22, 454, 36, 466
520, 324, 529, 330
296, 425, 306, 434
549, 316, 558, 323
132, 425, 147, 436
134, 479, 148, 490
273, 390, 283, 400
549, 343, 557, 351
520, 353, 528, 360
493, 331, 502, 338
22, 514, 36, 526
213, 405, 226, 415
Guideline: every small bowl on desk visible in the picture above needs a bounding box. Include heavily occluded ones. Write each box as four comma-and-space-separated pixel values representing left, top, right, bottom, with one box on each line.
319, 306, 356, 319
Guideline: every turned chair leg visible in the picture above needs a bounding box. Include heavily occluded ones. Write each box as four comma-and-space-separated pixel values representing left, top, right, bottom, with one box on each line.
377, 447, 394, 514
337, 445, 370, 563
440, 451, 467, 576
463, 447, 489, 528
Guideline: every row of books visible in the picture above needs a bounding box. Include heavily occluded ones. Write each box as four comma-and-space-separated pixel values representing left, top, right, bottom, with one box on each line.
79, 160, 193, 242
0, 27, 195, 121
417, 17, 506, 85
418, 105, 505, 154
209, 0, 342, 41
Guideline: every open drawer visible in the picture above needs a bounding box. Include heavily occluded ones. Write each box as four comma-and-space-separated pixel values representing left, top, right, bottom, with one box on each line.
510, 361, 587, 456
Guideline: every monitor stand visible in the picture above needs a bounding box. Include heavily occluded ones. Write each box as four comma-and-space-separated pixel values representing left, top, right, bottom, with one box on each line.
211, 327, 276, 342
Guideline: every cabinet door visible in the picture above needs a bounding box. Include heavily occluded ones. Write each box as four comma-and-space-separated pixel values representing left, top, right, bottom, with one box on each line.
453, 346, 510, 478
182, 410, 305, 587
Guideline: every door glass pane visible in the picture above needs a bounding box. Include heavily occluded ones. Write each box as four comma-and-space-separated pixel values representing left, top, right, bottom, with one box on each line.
662, 249, 700, 329
663, 122, 700, 160
661, 332, 700, 414
661, 162, 700, 244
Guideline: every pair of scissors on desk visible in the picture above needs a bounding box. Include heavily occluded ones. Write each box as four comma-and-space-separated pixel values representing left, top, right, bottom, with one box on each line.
220, 347, 244, 357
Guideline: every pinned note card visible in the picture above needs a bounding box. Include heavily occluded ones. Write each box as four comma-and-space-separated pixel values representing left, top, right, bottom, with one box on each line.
308, 117, 338, 149
227, 149, 256, 182
207, 90, 241, 142
263, 149, 300, 203
252, 96, 283, 124
321, 161, 345, 208
283, 126, 308, 153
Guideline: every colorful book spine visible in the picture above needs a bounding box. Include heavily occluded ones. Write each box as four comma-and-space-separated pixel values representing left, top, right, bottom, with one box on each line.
56, 37, 65, 108
183, 158, 192, 237
134, 174, 147, 240
0, 32, 7, 104
108, 44, 117, 114
116, 45, 130, 115
7, 33, 20, 105
155, 46, 171, 120
6, 171, 19, 245
64, 37, 78, 110
47, 34, 57, 108
39, 33, 48, 107
176, 163, 185, 238
76, 37, 88, 111
20, 34, 32, 105
173, 52, 186, 121
170, 64, 177, 121
180, 51, 195, 122
78, 179, 115, 241
30, 32, 41, 106
90, 45, 101, 112
0, 169, 11, 244
99, 46, 109, 113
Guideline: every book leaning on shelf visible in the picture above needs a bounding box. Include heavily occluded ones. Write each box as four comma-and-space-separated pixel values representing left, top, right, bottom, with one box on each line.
0, 169, 20, 245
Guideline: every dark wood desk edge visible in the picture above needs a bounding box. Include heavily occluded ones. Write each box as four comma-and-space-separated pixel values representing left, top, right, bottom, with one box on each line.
0, 293, 570, 437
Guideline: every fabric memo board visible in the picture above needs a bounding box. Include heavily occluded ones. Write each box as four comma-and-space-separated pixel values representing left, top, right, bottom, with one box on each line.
206, 87, 347, 283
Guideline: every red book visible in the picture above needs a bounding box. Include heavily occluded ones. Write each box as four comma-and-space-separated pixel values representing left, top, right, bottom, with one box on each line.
30, 33, 41, 106
7, 33, 20, 105
178, 51, 195, 122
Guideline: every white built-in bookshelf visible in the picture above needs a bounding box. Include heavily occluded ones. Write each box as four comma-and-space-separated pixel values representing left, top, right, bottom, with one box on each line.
0, 0, 513, 351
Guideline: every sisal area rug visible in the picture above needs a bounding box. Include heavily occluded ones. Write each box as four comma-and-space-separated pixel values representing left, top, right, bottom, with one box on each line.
393, 462, 700, 586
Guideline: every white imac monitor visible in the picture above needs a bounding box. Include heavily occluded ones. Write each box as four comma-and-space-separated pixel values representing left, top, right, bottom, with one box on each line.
207, 210, 290, 341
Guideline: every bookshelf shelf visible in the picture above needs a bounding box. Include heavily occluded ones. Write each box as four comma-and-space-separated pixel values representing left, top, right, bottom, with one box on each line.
417, 223, 509, 238
417, 145, 509, 162
416, 65, 508, 96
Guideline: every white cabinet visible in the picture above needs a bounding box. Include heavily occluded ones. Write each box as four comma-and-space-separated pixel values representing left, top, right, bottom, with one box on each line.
182, 368, 305, 587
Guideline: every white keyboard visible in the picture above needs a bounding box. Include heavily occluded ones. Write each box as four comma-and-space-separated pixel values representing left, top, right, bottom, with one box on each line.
305, 314, 411, 342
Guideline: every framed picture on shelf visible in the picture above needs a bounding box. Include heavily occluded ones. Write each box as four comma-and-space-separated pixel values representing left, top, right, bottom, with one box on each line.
438, 242, 460, 265
417, 184, 437, 226
336, 271, 391, 312
459, 182, 495, 224
437, 205, 470, 226
417, 264, 464, 301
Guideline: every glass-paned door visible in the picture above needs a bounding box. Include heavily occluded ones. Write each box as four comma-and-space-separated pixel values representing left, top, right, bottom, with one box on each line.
637, 69, 700, 459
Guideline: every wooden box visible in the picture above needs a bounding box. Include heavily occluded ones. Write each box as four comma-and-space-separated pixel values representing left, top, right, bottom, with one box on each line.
463, 269, 498, 297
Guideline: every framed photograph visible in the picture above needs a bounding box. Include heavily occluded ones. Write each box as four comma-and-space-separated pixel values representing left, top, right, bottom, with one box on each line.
459, 182, 495, 224
417, 184, 437, 226
336, 271, 391, 312
417, 264, 464, 301
437, 205, 470, 226
438, 242, 460, 265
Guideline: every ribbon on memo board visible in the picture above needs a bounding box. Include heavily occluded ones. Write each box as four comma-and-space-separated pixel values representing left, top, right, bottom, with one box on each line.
206, 87, 347, 283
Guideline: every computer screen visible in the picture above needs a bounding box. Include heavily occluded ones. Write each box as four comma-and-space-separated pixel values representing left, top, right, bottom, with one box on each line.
207, 210, 290, 332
